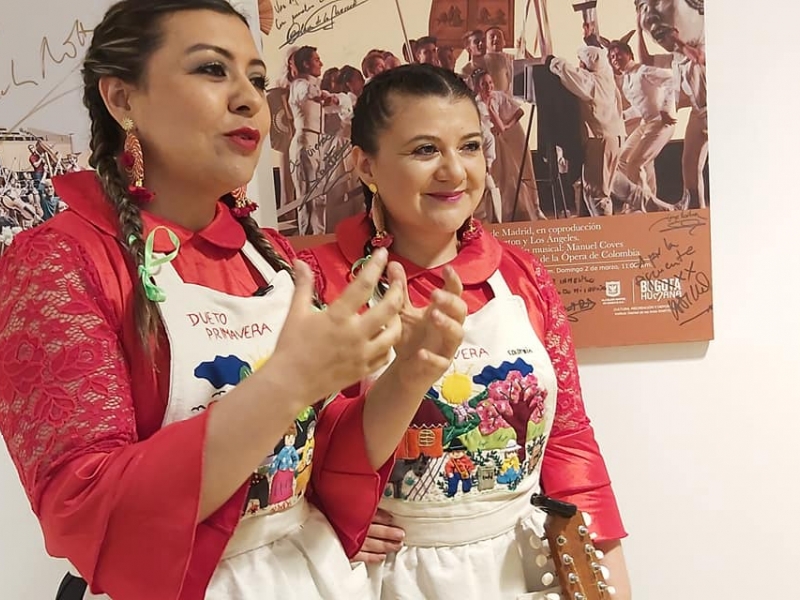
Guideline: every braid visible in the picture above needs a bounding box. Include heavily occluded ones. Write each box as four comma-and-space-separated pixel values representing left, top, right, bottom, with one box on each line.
85, 86, 160, 348
81, 0, 252, 349
222, 195, 324, 308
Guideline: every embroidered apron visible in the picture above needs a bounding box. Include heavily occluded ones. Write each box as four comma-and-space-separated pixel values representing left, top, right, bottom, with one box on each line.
77, 235, 368, 600
365, 270, 561, 600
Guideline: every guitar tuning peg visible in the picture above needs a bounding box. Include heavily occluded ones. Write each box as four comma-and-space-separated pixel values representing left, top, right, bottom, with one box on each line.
577, 525, 588, 536
541, 572, 555, 586
556, 535, 567, 546
562, 553, 574, 565
594, 549, 605, 560
544, 594, 560, 600
568, 573, 578, 584
600, 565, 610, 579
584, 543, 595, 554
535, 553, 549, 568
581, 511, 593, 526
607, 585, 617, 595
529, 535, 544, 550
574, 593, 586, 600
589, 532, 598, 540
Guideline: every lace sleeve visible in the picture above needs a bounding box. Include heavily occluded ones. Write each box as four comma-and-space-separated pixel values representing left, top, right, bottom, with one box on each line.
529, 255, 590, 434
0, 226, 136, 508
0, 227, 220, 598
529, 253, 627, 541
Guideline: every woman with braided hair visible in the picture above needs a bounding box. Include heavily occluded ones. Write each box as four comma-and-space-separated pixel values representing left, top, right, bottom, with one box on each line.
301, 63, 632, 600
0, 2, 467, 599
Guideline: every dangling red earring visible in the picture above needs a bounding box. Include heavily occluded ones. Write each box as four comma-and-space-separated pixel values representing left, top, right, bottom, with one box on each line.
368, 183, 393, 249
459, 216, 483, 244
231, 185, 258, 218
120, 118, 154, 203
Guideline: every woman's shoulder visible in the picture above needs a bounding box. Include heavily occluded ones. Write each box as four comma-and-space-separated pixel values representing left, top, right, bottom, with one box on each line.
297, 240, 352, 302
495, 240, 557, 300
0, 210, 132, 328
3, 212, 115, 269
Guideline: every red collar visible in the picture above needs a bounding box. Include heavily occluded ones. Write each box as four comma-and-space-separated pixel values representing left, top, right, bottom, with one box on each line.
52, 171, 246, 252
334, 214, 502, 286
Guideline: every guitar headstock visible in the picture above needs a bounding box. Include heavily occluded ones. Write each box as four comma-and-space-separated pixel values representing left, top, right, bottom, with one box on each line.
531, 494, 613, 600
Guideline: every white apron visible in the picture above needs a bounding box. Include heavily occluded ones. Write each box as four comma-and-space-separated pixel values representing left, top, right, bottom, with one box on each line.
80, 232, 368, 599
364, 270, 561, 600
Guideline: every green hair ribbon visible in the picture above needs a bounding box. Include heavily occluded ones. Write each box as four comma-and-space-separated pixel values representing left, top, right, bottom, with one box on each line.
129, 226, 181, 302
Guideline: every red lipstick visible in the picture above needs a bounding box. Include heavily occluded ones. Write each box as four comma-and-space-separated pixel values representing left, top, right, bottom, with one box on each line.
225, 127, 261, 152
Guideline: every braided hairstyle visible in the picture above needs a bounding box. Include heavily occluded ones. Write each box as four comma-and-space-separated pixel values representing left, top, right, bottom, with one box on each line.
350, 63, 479, 257
83, 0, 294, 347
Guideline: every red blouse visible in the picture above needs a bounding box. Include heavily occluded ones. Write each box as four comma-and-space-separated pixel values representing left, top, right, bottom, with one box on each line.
300, 214, 628, 543
0, 172, 389, 600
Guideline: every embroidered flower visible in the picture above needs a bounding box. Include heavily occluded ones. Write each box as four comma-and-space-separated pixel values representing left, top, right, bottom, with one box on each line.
476, 398, 511, 435
488, 370, 548, 424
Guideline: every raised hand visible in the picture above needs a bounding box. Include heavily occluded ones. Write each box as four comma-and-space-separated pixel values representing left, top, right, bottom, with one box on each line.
387, 263, 466, 388
360, 264, 466, 469
269, 248, 404, 404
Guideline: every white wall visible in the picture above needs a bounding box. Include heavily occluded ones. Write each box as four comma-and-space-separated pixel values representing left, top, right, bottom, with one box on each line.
575, 2, 800, 596
3, 1, 799, 598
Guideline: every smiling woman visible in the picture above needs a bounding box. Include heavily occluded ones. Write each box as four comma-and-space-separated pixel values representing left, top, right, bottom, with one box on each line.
301, 64, 633, 600
0, 2, 469, 600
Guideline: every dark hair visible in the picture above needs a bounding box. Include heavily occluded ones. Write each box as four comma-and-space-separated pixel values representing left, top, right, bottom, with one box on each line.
608, 40, 634, 57
361, 50, 385, 78
336, 65, 362, 90
321, 67, 340, 92
82, 0, 293, 348
462, 29, 484, 49
292, 46, 317, 75
351, 64, 479, 252
401, 40, 417, 63
416, 36, 437, 48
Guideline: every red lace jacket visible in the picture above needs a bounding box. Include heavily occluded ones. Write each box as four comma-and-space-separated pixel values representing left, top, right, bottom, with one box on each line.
300, 214, 628, 543
0, 172, 390, 600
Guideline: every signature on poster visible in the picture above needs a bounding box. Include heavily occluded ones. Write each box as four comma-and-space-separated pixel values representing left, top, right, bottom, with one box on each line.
648, 210, 708, 236
635, 233, 712, 326
636, 237, 695, 286
0, 19, 93, 104
278, 0, 372, 47
667, 266, 712, 326
287, 133, 352, 210
564, 297, 597, 322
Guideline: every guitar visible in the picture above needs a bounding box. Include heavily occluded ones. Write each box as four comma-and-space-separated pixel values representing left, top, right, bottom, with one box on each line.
531, 494, 614, 599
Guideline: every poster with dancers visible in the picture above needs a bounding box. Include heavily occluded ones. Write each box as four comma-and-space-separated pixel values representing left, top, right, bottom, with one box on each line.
262, 0, 713, 347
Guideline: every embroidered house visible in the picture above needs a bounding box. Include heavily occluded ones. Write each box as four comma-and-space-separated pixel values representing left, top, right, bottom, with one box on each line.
397, 424, 445, 460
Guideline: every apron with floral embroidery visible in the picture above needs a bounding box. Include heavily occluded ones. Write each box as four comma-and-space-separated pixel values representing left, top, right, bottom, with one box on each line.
132, 230, 367, 600
364, 269, 561, 600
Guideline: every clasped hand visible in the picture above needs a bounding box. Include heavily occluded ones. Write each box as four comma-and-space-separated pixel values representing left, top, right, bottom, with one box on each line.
271, 249, 465, 406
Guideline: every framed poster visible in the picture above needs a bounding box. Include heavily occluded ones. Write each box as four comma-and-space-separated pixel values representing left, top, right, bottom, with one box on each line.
259, 0, 712, 347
